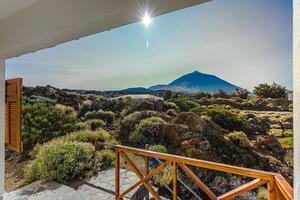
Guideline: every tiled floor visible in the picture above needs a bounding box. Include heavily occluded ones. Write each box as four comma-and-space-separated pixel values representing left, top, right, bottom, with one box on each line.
4, 169, 140, 200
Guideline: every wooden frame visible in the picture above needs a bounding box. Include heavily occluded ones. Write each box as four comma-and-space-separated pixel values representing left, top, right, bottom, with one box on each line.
115, 145, 293, 200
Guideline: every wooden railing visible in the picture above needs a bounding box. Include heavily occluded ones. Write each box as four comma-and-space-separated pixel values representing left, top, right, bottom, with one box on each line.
115, 145, 293, 200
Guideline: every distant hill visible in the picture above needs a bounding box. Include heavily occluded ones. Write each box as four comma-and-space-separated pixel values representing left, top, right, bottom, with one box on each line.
123, 71, 242, 94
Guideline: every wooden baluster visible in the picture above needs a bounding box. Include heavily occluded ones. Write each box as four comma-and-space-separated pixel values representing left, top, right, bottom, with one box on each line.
145, 144, 150, 200
173, 162, 177, 200
115, 150, 120, 200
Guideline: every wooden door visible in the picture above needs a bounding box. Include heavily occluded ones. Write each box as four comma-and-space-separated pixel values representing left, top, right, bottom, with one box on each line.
5, 78, 22, 153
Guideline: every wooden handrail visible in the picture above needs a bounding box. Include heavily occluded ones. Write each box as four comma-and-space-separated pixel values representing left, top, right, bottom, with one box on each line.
115, 145, 293, 200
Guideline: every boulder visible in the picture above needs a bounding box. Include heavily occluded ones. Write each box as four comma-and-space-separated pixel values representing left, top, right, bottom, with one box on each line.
256, 135, 286, 155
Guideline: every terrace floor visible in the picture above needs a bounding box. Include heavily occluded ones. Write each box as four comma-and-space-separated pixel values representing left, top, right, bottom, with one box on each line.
4, 169, 140, 200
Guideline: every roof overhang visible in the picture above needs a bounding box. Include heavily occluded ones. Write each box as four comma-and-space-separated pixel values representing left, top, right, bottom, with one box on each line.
0, 0, 211, 60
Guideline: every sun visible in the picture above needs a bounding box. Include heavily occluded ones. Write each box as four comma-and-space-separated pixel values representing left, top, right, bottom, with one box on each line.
142, 13, 152, 28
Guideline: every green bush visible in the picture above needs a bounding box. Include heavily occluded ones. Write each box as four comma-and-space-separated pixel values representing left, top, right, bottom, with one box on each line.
268, 129, 284, 137
190, 106, 208, 116
167, 97, 198, 112
191, 106, 245, 131
227, 131, 251, 148
149, 145, 167, 153
121, 111, 143, 130
22, 103, 77, 151
65, 130, 110, 145
129, 117, 166, 145
283, 129, 293, 137
84, 110, 115, 123
97, 150, 115, 170
23, 95, 57, 105
257, 188, 268, 200
84, 119, 106, 131
25, 140, 100, 183
253, 83, 288, 99
279, 137, 293, 149
208, 108, 245, 131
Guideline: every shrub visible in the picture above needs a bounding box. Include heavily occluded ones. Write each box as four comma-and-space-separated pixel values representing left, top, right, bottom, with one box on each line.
191, 106, 245, 131
227, 131, 251, 148
149, 145, 167, 153
85, 119, 106, 131
25, 141, 100, 183
129, 117, 166, 145
268, 129, 284, 137
279, 137, 293, 149
257, 188, 268, 200
253, 83, 288, 99
208, 108, 245, 131
121, 111, 143, 130
22, 103, 77, 151
23, 95, 57, 105
84, 110, 115, 124
65, 130, 110, 145
233, 89, 249, 99
54, 104, 77, 117
284, 151, 293, 167
283, 129, 293, 137
97, 150, 115, 170
167, 97, 198, 112
190, 106, 208, 116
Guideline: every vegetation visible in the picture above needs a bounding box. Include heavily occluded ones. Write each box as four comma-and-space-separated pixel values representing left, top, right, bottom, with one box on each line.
84, 119, 106, 131
227, 131, 251, 148
167, 97, 198, 111
253, 83, 288, 99
149, 145, 167, 153
257, 188, 268, 200
129, 117, 166, 145
191, 106, 245, 131
65, 129, 110, 145
97, 150, 115, 170
279, 137, 293, 149
14, 84, 293, 197
84, 110, 115, 124
25, 140, 100, 183
120, 111, 143, 130
22, 103, 77, 151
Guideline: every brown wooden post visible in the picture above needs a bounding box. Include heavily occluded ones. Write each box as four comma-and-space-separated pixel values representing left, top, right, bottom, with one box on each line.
145, 144, 150, 200
173, 162, 177, 200
268, 179, 276, 200
145, 144, 149, 175
115, 149, 120, 200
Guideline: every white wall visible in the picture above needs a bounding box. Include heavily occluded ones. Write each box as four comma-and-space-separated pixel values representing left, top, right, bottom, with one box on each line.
0, 60, 5, 197
294, 0, 300, 197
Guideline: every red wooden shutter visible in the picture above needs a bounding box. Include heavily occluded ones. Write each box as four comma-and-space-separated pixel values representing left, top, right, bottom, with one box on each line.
5, 78, 22, 153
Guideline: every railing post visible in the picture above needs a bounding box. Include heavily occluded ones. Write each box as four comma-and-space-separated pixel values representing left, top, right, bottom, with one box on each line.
145, 144, 150, 200
115, 149, 120, 200
173, 162, 177, 200
268, 179, 276, 200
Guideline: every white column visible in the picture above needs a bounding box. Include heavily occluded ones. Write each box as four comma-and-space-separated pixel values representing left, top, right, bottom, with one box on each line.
294, 0, 300, 198
0, 60, 5, 197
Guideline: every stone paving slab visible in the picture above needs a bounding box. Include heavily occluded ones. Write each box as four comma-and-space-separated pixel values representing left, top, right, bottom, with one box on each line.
4, 169, 142, 200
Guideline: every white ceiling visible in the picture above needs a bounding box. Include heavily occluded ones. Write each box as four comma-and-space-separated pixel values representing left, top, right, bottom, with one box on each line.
0, 0, 210, 59
0, 0, 39, 21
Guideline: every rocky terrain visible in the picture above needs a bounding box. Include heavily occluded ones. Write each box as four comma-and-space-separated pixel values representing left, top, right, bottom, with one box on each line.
6, 84, 293, 199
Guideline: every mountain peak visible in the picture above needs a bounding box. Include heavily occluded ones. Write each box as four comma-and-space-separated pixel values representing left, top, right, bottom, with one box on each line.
149, 70, 242, 93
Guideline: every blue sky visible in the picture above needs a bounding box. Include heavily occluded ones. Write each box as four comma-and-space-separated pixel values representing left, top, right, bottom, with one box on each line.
6, 0, 292, 91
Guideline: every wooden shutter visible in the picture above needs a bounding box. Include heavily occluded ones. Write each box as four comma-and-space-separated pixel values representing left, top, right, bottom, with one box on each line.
5, 78, 22, 153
